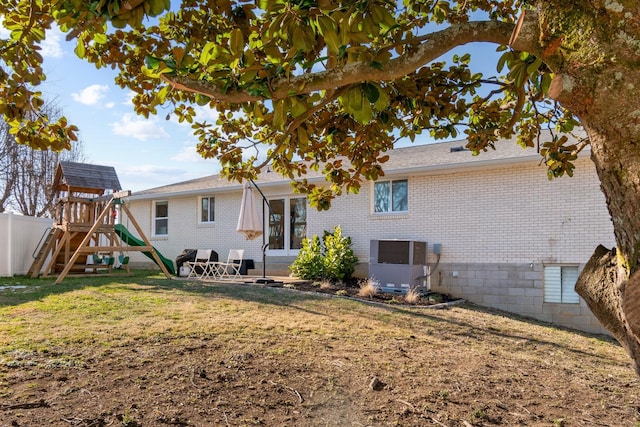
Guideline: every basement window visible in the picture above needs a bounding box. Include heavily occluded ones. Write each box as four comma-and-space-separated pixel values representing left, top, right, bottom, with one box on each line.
544, 265, 580, 304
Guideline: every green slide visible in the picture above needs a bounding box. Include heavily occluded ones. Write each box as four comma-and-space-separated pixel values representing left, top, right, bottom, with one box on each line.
114, 223, 175, 275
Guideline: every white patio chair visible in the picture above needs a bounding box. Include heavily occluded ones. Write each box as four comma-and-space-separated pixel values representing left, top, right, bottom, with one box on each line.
210, 249, 244, 281
185, 249, 212, 279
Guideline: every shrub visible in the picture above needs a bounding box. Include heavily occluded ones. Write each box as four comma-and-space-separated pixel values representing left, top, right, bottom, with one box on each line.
290, 226, 359, 281
322, 226, 359, 281
289, 235, 324, 280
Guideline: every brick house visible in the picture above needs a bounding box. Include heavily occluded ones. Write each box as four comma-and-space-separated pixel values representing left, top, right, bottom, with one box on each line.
125, 133, 614, 334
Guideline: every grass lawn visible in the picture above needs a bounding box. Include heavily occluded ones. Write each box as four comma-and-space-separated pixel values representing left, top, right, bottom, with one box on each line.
1, 270, 638, 426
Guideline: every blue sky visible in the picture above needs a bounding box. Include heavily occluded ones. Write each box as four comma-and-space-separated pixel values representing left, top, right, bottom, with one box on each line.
1, 21, 501, 193
2, 23, 223, 192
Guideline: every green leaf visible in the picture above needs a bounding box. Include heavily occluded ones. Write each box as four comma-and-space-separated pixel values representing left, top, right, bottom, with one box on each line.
196, 94, 210, 106
362, 83, 379, 104
293, 27, 308, 51
541, 73, 553, 94
93, 33, 107, 44
289, 97, 307, 118
323, 30, 340, 54
229, 28, 244, 56
373, 87, 389, 111
496, 51, 510, 73
317, 15, 340, 54
145, 56, 162, 69
155, 85, 170, 104
75, 40, 85, 58
526, 57, 543, 76
200, 42, 215, 64
273, 99, 286, 130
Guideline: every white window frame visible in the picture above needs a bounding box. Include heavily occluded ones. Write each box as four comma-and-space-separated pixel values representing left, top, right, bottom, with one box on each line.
544, 265, 580, 304
373, 178, 409, 214
266, 196, 307, 256
153, 200, 169, 237
199, 196, 215, 224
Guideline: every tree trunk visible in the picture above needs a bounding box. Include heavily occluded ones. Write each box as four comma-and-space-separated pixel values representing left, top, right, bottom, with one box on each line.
533, 1, 640, 372
574, 118, 640, 375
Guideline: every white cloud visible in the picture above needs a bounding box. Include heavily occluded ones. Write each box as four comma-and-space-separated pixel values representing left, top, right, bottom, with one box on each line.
104, 102, 115, 109
193, 105, 222, 122
41, 26, 64, 58
124, 90, 136, 105
172, 145, 204, 163
117, 164, 184, 191
111, 113, 170, 141
0, 17, 9, 39
71, 84, 110, 105
170, 143, 222, 175
0, 20, 63, 58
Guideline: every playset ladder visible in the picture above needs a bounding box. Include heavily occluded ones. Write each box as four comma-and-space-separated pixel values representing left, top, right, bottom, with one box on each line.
27, 227, 62, 278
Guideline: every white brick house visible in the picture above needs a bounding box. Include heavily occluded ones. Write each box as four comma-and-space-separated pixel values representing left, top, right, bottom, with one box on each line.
125, 134, 615, 334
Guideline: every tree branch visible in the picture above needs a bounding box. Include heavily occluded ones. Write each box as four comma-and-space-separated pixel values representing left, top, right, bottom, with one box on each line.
253, 87, 349, 171
162, 17, 542, 104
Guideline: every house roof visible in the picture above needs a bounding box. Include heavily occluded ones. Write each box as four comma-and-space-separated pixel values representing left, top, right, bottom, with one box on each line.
129, 130, 586, 200
53, 161, 122, 195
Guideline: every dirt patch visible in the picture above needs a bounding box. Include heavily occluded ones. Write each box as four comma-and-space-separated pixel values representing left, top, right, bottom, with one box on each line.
1, 280, 639, 426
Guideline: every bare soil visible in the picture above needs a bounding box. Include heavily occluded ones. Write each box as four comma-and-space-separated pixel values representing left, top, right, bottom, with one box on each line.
1, 278, 639, 427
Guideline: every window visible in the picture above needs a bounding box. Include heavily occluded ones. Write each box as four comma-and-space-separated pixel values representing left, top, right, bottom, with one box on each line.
154, 201, 168, 236
374, 179, 408, 213
268, 197, 306, 253
200, 196, 215, 223
290, 197, 307, 250
544, 265, 580, 304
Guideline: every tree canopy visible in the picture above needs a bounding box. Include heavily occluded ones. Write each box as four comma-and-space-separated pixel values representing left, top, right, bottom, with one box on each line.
0, 0, 580, 209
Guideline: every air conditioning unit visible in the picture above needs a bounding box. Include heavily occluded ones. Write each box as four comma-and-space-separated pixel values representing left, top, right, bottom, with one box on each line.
369, 240, 427, 292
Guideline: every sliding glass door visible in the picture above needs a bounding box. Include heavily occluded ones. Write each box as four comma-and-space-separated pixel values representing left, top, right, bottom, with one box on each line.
268, 197, 306, 254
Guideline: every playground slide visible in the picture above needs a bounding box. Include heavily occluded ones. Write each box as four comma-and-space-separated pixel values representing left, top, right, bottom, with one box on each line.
114, 224, 175, 275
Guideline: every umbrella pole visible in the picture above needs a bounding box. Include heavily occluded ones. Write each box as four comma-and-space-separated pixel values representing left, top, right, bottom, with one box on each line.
250, 179, 275, 284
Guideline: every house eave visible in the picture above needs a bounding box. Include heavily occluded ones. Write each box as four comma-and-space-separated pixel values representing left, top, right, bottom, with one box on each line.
125, 179, 296, 201
382, 153, 543, 177
126, 147, 583, 201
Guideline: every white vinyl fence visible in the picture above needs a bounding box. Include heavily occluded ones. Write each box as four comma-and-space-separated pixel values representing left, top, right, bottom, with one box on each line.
0, 212, 52, 277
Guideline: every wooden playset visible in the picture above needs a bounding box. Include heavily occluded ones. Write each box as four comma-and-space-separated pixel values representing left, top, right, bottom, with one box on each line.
28, 161, 174, 283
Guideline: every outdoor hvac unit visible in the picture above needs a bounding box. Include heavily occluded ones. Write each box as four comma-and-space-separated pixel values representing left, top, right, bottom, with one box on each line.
369, 240, 427, 292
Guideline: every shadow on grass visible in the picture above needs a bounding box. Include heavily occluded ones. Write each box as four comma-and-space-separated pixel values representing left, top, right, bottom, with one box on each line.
0, 270, 329, 314
1, 269, 623, 364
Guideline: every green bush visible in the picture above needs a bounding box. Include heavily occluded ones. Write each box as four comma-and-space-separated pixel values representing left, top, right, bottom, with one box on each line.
290, 226, 359, 281
289, 235, 325, 280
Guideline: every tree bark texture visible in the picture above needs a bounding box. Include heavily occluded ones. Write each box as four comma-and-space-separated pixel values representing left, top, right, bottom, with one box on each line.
532, 0, 640, 367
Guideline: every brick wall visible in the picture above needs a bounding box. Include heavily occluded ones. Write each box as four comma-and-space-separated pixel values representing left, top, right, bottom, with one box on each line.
308, 156, 613, 266
124, 191, 272, 268
304, 156, 614, 334
125, 155, 615, 334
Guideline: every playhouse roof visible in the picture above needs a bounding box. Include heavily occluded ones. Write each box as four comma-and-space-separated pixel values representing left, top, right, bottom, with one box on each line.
53, 161, 122, 196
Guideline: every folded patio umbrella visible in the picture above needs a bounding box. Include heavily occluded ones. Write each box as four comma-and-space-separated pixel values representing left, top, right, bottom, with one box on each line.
236, 183, 263, 240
